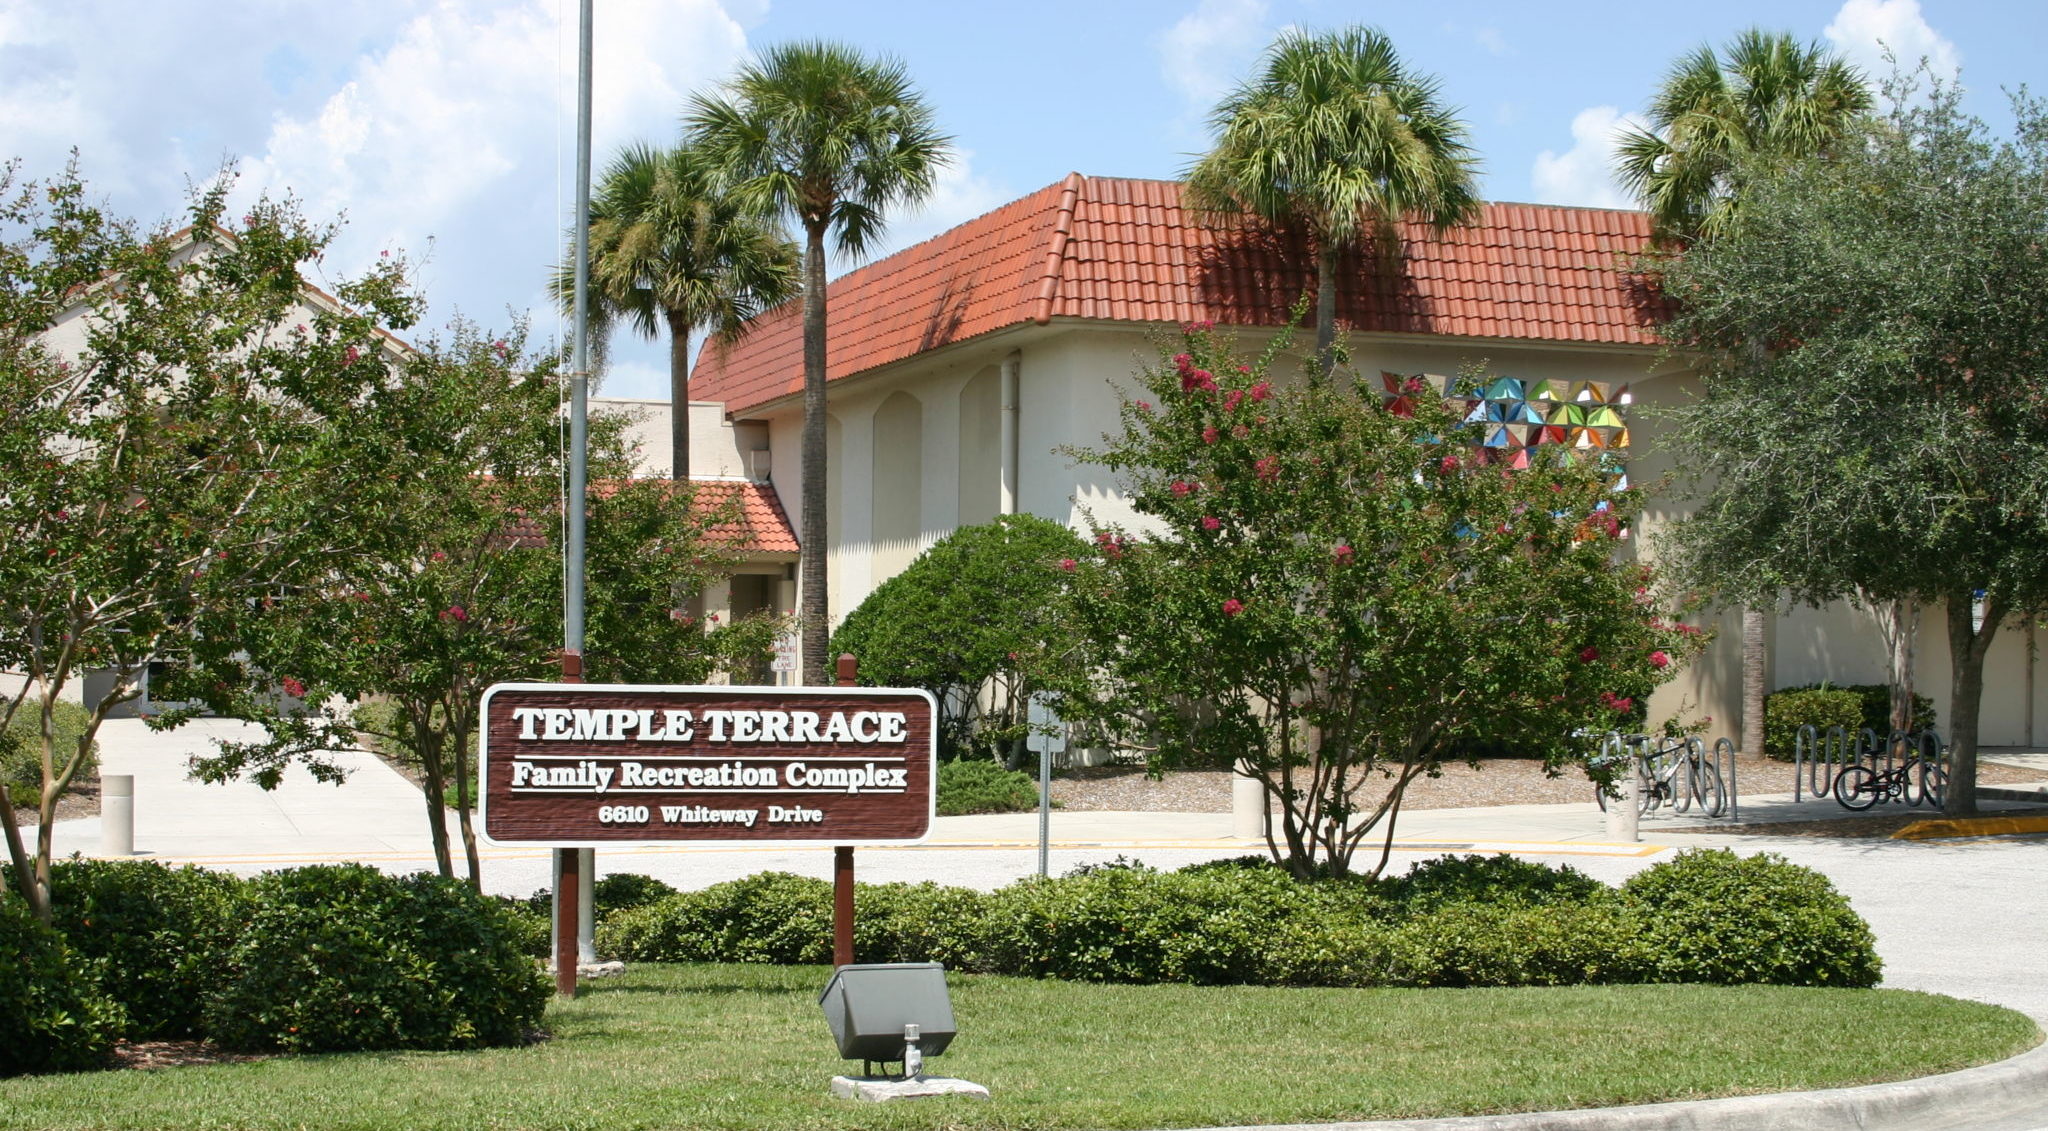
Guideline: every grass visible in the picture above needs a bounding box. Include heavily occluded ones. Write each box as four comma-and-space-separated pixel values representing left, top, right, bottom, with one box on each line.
3, 964, 2038, 1130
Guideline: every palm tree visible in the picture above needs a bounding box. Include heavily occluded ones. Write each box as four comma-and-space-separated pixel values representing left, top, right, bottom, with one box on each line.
1614, 31, 1871, 756
688, 40, 951, 684
1615, 29, 1870, 243
1185, 26, 1480, 370
553, 142, 796, 480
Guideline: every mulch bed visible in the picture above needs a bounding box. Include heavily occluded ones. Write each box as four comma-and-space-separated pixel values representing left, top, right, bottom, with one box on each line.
107, 1040, 268, 1071
8, 772, 99, 831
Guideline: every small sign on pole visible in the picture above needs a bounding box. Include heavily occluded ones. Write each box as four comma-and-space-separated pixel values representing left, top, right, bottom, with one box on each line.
479, 683, 938, 847
770, 632, 799, 675
1026, 694, 1065, 878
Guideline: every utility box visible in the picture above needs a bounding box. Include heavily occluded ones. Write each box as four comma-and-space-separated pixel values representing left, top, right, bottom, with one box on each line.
819, 963, 957, 1062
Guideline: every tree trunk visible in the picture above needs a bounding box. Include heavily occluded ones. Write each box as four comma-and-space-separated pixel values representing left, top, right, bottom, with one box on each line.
0, 774, 45, 921
1943, 593, 1998, 817
416, 724, 454, 880
451, 719, 482, 891
666, 311, 692, 482
1882, 599, 1918, 733
1313, 242, 1338, 379
800, 220, 832, 685
1741, 605, 1767, 756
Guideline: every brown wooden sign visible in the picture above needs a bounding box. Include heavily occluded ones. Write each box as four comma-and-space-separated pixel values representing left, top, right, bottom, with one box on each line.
478, 683, 936, 847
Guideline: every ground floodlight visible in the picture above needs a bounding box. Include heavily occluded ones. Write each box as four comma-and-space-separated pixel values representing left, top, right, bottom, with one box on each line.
819, 962, 957, 1078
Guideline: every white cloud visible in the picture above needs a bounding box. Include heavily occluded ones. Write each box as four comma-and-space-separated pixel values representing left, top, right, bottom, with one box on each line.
1158, 0, 1271, 111
233, 0, 752, 314
1824, 0, 1961, 85
1474, 26, 1511, 58
1531, 106, 1644, 210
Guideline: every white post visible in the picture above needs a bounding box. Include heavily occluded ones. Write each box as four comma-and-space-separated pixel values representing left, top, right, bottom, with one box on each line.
1604, 774, 1639, 843
100, 773, 134, 856
577, 847, 596, 965
998, 352, 1020, 515
1232, 773, 1267, 839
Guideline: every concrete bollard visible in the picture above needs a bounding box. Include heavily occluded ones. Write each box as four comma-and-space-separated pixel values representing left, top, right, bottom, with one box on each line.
101, 773, 134, 856
1604, 773, 1639, 843
1232, 774, 1268, 840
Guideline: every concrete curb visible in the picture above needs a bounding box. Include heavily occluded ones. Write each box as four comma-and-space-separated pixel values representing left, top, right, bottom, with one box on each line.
1186, 1035, 2048, 1131
1895, 815, 2048, 840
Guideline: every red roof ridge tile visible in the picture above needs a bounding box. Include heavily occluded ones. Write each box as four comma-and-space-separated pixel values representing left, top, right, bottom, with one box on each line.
1032, 172, 1086, 326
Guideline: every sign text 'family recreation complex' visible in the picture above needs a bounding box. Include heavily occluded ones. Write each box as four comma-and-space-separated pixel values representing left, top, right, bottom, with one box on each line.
478, 683, 937, 846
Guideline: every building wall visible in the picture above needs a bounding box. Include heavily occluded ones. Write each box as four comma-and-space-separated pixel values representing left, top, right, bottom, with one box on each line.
746, 321, 2042, 748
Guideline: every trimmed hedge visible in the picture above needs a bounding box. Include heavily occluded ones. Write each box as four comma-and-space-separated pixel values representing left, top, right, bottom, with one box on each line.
1623, 848, 1882, 987
937, 758, 1039, 815
2, 699, 98, 806
1763, 687, 1864, 759
205, 865, 548, 1053
43, 859, 248, 1039
0, 893, 124, 1077
598, 852, 1882, 991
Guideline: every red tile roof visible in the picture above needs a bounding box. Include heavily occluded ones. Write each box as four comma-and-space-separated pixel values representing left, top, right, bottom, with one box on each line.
501, 479, 798, 555
694, 174, 1664, 416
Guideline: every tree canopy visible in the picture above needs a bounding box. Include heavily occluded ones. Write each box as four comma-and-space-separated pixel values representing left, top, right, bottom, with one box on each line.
1657, 76, 2048, 813
687, 41, 951, 683
1615, 29, 1871, 243
1185, 26, 1480, 365
1068, 327, 1698, 879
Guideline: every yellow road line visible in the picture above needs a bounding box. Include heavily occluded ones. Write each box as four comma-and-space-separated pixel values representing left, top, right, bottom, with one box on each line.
1893, 815, 2048, 840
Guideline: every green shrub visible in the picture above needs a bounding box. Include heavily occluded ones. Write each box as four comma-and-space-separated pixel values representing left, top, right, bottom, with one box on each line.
44, 859, 248, 1039
597, 872, 832, 965
2, 700, 99, 805
1386, 854, 1605, 914
853, 882, 996, 969
205, 865, 547, 1053
1386, 897, 1652, 987
1762, 687, 1864, 759
937, 758, 1039, 815
0, 894, 124, 1076
1772, 682, 1936, 742
1623, 849, 1882, 987
593, 872, 679, 915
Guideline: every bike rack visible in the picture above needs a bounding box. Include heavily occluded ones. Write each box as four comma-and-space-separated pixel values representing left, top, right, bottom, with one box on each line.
1710, 736, 1739, 821
1593, 732, 1737, 820
1793, 724, 1855, 801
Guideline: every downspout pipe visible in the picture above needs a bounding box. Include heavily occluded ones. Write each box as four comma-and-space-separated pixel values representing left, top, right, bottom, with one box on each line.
1000, 352, 1020, 515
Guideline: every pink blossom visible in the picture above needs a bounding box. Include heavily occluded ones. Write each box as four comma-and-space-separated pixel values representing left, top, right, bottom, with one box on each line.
1202, 426, 1220, 445
1222, 598, 1244, 617
1170, 480, 1194, 497
1223, 389, 1245, 412
1333, 544, 1355, 565
216, 550, 229, 560
281, 676, 307, 698
1254, 456, 1280, 482
352, 591, 371, 603
440, 605, 468, 623
1135, 400, 1152, 412
1201, 515, 1221, 531
1579, 646, 1599, 663
343, 346, 361, 365
1237, 365, 1251, 374
1439, 454, 1461, 473
1402, 376, 1426, 394
430, 551, 447, 562
1059, 558, 1077, 572
1231, 424, 1250, 439
1649, 650, 1671, 670
1173, 352, 1193, 372
1249, 382, 1272, 402
1182, 368, 1217, 394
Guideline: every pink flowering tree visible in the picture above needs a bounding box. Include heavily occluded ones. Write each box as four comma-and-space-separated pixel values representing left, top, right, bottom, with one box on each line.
184, 323, 780, 888
1067, 326, 1701, 879
0, 168, 418, 922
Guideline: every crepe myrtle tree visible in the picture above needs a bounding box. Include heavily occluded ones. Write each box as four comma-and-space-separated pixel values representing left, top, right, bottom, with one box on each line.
0, 163, 418, 922
179, 324, 781, 888
1066, 326, 1700, 879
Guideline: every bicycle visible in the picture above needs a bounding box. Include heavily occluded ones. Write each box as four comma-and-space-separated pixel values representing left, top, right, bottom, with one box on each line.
1833, 756, 1947, 811
1594, 736, 1727, 819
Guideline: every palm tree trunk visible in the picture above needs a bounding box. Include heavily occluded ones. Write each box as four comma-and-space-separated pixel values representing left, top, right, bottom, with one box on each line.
1741, 606, 1766, 755
666, 311, 692, 482
800, 220, 831, 685
1944, 593, 1998, 817
1314, 242, 1338, 378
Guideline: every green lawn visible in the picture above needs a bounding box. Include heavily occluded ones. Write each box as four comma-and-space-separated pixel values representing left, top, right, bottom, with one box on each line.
3, 964, 2037, 1131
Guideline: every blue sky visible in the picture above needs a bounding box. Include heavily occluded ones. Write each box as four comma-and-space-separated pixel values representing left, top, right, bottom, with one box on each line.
2, 0, 2036, 398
